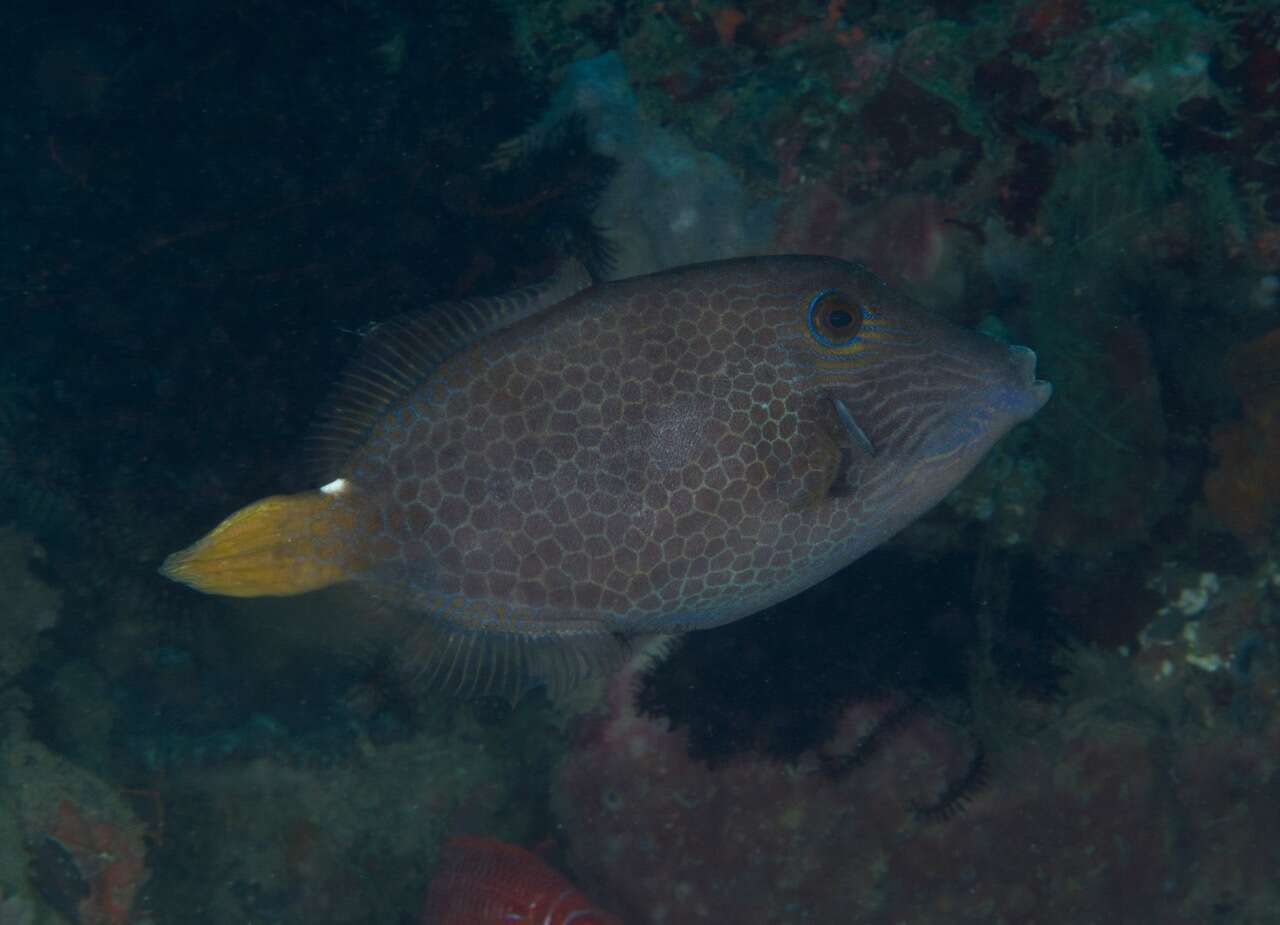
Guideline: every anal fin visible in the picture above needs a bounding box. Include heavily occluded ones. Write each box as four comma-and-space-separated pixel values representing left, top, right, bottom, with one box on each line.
387, 611, 628, 704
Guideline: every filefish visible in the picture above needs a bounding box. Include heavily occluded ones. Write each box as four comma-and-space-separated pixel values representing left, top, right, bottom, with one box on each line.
161, 256, 1051, 696
420, 836, 624, 925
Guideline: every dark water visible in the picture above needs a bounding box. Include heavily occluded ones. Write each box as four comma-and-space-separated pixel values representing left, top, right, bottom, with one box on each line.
1, 1, 1277, 923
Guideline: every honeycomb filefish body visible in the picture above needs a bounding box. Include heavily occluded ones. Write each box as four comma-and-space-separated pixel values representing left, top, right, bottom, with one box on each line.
162, 256, 1051, 697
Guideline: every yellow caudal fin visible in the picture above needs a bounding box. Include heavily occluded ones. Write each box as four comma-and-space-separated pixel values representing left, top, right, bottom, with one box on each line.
160, 486, 366, 597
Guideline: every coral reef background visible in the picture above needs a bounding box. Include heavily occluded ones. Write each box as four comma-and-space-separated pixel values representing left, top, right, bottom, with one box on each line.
1, 0, 1278, 922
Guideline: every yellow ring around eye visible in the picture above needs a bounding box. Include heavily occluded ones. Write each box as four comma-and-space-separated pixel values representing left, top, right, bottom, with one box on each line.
807, 289, 865, 348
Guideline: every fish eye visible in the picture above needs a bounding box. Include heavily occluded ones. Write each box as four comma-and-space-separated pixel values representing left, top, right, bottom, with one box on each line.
807, 289, 865, 348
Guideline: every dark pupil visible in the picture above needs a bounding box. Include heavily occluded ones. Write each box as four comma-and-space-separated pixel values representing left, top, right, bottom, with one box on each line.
826, 308, 853, 328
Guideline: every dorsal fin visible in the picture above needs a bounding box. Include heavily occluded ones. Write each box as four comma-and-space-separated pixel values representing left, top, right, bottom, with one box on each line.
308, 260, 592, 479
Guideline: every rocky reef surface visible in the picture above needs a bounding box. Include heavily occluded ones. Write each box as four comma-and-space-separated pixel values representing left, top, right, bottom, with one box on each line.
1, 0, 1278, 922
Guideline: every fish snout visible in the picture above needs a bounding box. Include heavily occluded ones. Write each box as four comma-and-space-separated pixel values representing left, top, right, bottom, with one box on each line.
998, 344, 1052, 422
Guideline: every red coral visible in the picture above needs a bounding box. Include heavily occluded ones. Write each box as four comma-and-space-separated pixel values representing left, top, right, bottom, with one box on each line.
1204, 327, 1280, 546
556, 662, 1280, 923
1254, 226, 1280, 271
846, 193, 954, 288
49, 800, 148, 925
1012, 0, 1092, 55
712, 8, 746, 48
772, 188, 973, 306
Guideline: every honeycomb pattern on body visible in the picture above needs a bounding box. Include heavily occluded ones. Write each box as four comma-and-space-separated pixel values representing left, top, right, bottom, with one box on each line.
338, 257, 1024, 635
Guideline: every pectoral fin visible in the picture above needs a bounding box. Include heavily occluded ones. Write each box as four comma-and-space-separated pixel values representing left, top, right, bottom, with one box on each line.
832, 396, 876, 457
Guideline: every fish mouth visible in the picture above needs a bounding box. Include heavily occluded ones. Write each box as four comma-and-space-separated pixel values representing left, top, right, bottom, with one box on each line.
1008, 344, 1053, 411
